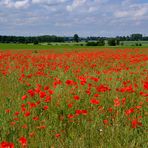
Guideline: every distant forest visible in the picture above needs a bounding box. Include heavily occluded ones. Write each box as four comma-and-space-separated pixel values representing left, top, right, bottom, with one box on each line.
0, 34, 148, 44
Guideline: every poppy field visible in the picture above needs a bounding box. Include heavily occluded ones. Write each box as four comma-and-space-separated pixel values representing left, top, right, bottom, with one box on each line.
0, 48, 148, 147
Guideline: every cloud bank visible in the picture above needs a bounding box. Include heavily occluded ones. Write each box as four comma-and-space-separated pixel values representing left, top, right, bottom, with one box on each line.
0, 0, 147, 36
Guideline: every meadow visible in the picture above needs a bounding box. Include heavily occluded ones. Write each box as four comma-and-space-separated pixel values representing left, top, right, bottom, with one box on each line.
0, 47, 148, 147
0, 42, 148, 51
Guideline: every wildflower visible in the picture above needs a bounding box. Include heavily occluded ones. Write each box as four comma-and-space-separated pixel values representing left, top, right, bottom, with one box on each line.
43, 106, 48, 110
29, 102, 36, 109
22, 95, 27, 101
36, 125, 46, 129
131, 119, 142, 128
39, 91, 46, 98
90, 98, 100, 105
22, 124, 28, 129
0, 141, 14, 148
66, 79, 74, 86
55, 133, 61, 138
14, 111, 19, 116
74, 95, 80, 100
33, 116, 39, 121
122, 98, 126, 105
44, 96, 51, 103
28, 89, 35, 97
144, 82, 148, 90
49, 89, 54, 95
68, 103, 73, 108
19, 137, 27, 147
81, 110, 87, 115
67, 114, 74, 119
108, 108, 113, 113
96, 84, 111, 92
103, 119, 109, 125
114, 98, 120, 107
24, 111, 30, 117
94, 94, 99, 97
136, 106, 142, 109
75, 110, 82, 116
29, 132, 35, 137
86, 90, 91, 95
44, 86, 49, 90
125, 108, 134, 116
5, 109, 10, 113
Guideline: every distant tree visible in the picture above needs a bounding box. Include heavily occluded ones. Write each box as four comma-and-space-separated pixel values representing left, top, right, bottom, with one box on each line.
108, 38, 116, 46
143, 36, 148, 41
135, 43, 142, 46
97, 39, 105, 46
73, 34, 79, 42
116, 39, 120, 45
33, 40, 39, 45
130, 34, 143, 41
86, 42, 98, 46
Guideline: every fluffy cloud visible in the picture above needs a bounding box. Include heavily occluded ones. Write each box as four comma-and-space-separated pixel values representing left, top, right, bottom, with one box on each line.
0, 0, 147, 36
67, 0, 86, 11
32, 0, 69, 5
2, 0, 30, 9
114, 3, 148, 20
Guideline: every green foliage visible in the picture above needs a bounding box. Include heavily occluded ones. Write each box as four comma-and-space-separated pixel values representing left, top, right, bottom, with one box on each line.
108, 38, 116, 46
97, 39, 105, 46
33, 40, 39, 45
135, 43, 142, 46
86, 40, 105, 46
73, 34, 79, 42
130, 34, 143, 41
86, 42, 98, 46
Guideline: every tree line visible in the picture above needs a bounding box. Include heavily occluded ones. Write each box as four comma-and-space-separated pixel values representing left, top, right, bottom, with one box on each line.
0, 35, 65, 44
0, 34, 147, 45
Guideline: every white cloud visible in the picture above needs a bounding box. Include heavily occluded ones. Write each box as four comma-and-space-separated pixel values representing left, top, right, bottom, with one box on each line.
32, 0, 68, 5
32, 0, 45, 4
67, 0, 86, 12
0, 0, 147, 36
2, 0, 29, 9
15, 0, 29, 9
114, 3, 148, 20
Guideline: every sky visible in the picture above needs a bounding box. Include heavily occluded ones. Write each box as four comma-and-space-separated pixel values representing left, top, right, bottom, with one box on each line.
0, 0, 148, 37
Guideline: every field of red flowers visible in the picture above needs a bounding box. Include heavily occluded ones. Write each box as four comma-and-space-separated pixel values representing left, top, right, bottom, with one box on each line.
0, 48, 148, 147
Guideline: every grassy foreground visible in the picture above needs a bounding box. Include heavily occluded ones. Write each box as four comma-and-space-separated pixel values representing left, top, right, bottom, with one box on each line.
0, 48, 148, 147
0, 43, 148, 51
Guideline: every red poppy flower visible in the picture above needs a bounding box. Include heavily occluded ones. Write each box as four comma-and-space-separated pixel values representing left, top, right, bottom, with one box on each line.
19, 137, 27, 147
131, 119, 142, 128
74, 95, 80, 100
0, 141, 14, 148
103, 119, 109, 125
114, 98, 120, 107
24, 111, 30, 117
81, 110, 87, 115
68, 103, 73, 108
68, 114, 74, 119
125, 108, 134, 116
43, 106, 48, 110
39, 91, 46, 98
90, 98, 100, 105
144, 82, 148, 90
22, 95, 27, 101
55, 133, 61, 138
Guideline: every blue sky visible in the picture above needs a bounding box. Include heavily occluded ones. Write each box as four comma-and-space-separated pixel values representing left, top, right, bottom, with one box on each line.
0, 0, 148, 37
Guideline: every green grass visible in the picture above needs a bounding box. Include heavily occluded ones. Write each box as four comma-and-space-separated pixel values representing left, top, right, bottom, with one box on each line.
122, 41, 148, 46
0, 43, 148, 51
